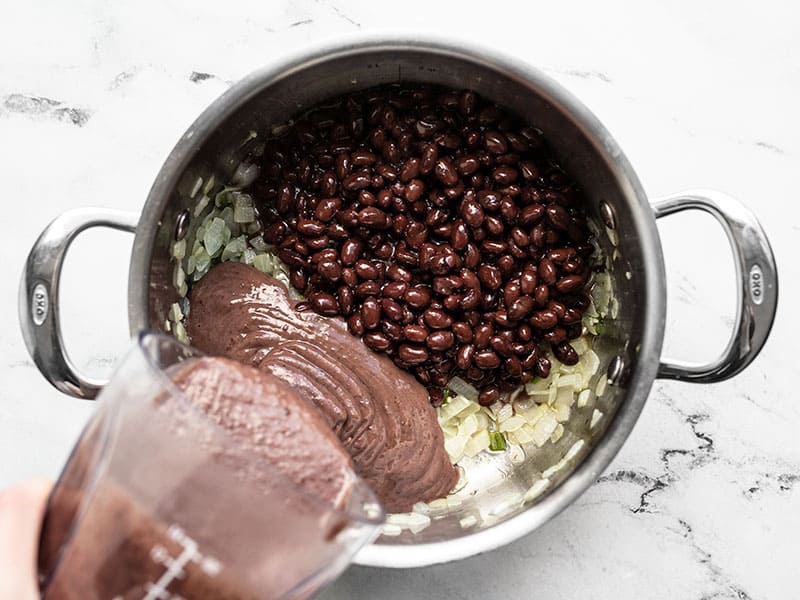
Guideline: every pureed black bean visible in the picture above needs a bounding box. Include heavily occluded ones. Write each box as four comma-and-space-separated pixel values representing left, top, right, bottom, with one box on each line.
251, 85, 596, 406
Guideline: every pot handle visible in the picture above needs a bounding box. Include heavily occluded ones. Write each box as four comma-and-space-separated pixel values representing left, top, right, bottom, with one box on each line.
19, 208, 139, 399
652, 190, 777, 382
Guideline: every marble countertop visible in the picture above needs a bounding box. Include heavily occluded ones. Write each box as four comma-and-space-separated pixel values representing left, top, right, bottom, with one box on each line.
1, 1, 797, 598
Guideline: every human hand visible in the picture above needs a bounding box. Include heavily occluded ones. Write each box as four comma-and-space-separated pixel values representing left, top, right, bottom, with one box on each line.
0, 479, 52, 600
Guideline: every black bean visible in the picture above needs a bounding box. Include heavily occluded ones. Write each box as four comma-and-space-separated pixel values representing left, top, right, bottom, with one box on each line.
474, 322, 494, 348
381, 297, 404, 321
546, 205, 570, 231
477, 190, 501, 211
297, 219, 326, 236
347, 313, 365, 336
364, 331, 392, 351
405, 286, 432, 309
534, 284, 549, 307
478, 265, 502, 290
478, 385, 500, 406
343, 171, 371, 190
355, 259, 380, 280
423, 308, 453, 329
538, 258, 557, 285
427, 331, 455, 351
315, 197, 341, 222
506, 356, 523, 377
382, 280, 408, 299
474, 350, 501, 369
355, 280, 381, 297
361, 297, 381, 329
398, 344, 429, 365
484, 130, 508, 154
310, 292, 339, 316
450, 220, 470, 250
340, 239, 363, 266
553, 342, 579, 365
457, 344, 476, 369
461, 200, 485, 227
530, 309, 558, 330
508, 296, 535, 321
338, 285, 354, 315
519, 203, 545, 225
452, 321, 474, 343
556, 275, 586, 293
357, 207, 390, 229
317, 260, 342, 282
403, 325, 429, 343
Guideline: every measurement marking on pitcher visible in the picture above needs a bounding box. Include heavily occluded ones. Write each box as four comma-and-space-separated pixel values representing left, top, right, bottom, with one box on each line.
139, 524, 222, 600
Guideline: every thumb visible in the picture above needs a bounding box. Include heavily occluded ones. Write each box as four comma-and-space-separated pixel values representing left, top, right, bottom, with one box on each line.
0, 479, 53, 600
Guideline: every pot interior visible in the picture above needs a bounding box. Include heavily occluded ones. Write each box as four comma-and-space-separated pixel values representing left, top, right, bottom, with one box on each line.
131, 41, 662, 565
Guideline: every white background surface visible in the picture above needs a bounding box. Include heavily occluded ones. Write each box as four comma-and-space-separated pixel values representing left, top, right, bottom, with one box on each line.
1, 1, 798, 598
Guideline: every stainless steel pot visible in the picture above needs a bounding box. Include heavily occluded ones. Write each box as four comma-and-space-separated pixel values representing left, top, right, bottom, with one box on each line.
20, 36, 778, 568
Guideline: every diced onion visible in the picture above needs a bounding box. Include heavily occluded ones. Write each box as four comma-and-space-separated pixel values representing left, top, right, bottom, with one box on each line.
446, 376, 479, 402
232, 193, 256, 223
203, 217, 227, 257
253, 253, 274, 274
193, 194, 210, 217
381, 524, 402, 537
523, 478, 551, 502
463, 430, 490, 457
190, 177, 203, 199
595, 376, 608, 397
564, 439, 585, 462
459, 515, 478, 529
172, 239, 186, 260
232, 162, 260, 188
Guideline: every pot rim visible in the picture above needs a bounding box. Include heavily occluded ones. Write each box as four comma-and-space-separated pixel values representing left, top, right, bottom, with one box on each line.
128, 32, 667, 568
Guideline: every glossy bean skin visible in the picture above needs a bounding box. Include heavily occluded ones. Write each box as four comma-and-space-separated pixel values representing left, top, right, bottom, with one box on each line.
250, 83, 595, 402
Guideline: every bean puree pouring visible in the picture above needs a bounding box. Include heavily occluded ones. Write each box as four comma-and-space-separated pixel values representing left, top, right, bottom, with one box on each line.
252, 84, 595, 406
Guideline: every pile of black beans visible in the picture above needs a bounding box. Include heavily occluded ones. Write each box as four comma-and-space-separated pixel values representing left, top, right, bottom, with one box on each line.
251, 84, 596, 406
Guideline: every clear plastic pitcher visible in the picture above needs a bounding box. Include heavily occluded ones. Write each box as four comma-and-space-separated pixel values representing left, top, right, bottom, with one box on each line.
38, 332, 383, 600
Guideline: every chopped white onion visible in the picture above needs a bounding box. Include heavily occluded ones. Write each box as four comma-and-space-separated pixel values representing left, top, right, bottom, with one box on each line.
232, 162, 260, 188
523, 478, 551, 502
381, 524, 402, 537
172, 239, 186, 260
564, 439, 585, 462
190, 177, 203, 199
446, 376, 479, 402
253, 253, 274, 274
459, 515, 478, 529
203, 217, 227, 257
232, 193, 256, 223
193, 194, 210, 217
595, 376, 608, 397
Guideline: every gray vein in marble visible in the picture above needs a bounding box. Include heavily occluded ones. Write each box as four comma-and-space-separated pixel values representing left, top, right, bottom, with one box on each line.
597, 390, 719, 515
108, 70, 137, 90
740, 392, 781, 418
754, 140, 786, 155
189, 71, 216, 83
1, 94, 90, 126
289, 18, 314, 28
743, 471, 800, 499
596, 469, 666, 513
676, 519, 754, 600
5, 359, 34, 370
326, 2, 362, 28
596, 389, 763, 599
549, 68, 613, 83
